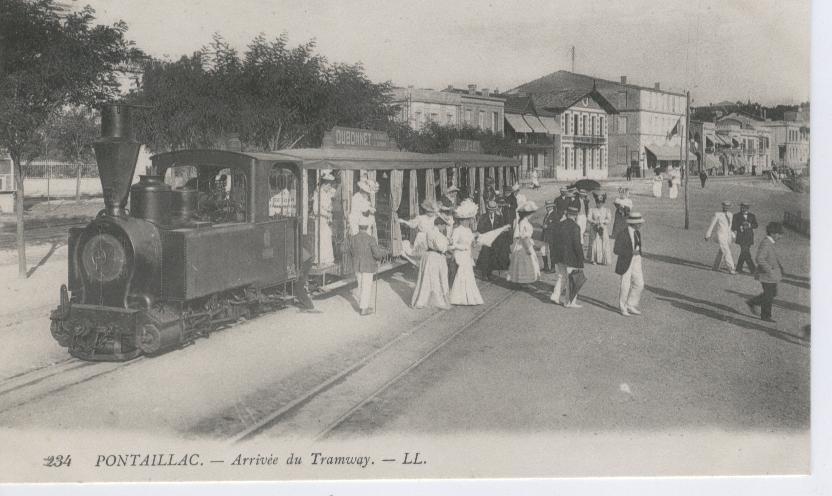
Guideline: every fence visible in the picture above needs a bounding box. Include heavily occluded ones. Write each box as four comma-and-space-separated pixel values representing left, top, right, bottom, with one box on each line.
25, 161, 99, 179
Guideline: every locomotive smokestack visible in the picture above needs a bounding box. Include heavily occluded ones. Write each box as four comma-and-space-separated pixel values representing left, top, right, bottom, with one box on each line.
94, 103, 141, 216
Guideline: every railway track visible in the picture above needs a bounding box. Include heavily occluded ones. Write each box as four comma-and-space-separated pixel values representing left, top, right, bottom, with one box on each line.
229, 285, 517, 443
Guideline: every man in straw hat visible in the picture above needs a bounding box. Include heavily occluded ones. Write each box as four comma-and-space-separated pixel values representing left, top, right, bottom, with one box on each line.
614, 212, 645, 316
732, 202, 758, 274
705, 201, 737, 275
475, 199, 505, 281
550, 206, 584, 307
350, 215, 388, 316
349, 176, 379, 236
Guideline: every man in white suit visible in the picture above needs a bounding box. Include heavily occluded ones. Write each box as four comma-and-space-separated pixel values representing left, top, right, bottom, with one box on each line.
705, 201, 737, 275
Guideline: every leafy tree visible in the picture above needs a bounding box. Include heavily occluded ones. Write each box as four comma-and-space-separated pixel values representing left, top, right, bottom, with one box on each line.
0, 0, 137, 277
396, 121, 520, 157
131, 33, 399, 153
42, 106, 99, 164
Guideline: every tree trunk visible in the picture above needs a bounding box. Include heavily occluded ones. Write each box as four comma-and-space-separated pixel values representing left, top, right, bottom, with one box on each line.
13, 157, 27, 278
76, 162, 82, 204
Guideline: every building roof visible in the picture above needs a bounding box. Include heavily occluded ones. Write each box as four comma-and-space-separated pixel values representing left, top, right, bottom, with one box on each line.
530, 88, 618, 115
442, 87, 505, 102
509, 70, 685, 100
389, 87, 461, 106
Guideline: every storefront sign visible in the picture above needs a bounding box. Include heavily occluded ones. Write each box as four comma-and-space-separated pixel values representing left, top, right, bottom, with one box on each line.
451, 139, 482, 153
323, 127, 391, 149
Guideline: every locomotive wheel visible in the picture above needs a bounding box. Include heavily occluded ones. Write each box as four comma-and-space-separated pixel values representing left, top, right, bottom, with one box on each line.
138, 323, 161, 355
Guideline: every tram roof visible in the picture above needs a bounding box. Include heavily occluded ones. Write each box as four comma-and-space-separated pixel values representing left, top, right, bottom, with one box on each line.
151, 148, 519, 172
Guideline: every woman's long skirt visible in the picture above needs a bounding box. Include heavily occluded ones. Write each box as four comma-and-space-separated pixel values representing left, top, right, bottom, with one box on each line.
411, 252, 451, 309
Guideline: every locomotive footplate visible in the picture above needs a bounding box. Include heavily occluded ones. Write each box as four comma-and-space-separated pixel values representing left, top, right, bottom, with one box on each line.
51, 303, 143, 362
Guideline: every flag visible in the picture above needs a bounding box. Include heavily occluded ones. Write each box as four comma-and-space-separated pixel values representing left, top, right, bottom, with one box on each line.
666, 117, 681, 140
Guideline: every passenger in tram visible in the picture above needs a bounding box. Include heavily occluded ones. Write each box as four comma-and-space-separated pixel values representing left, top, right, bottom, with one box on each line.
349, 177, 378, 237
312, 171, 337, 266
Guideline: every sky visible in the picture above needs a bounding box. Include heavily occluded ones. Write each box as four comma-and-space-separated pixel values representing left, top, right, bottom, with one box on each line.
74, 0, 811, 106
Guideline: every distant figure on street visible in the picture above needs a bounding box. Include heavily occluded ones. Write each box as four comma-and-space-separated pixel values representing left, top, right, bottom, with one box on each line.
746, 222, 784, 323
626, 166, 632, 181
351, 217, 387, 316
699, 170, 708, 188
588, 192, 612, 265
550, 206, 584, 307
705, 201, 737, 275
668, 166, 681, 199
507, 201, 541, 286
732, 202, 758, 274
575, 189, 590, 249
475, 200, 504, 281
530, 169, 541, 189
614, 212, 645, 316
449, 199, 484, 306
540, 200, 558, 272
652, 169, 663, 198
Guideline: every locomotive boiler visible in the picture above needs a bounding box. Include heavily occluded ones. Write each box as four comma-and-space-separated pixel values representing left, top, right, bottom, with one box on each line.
50, 104, 301, 361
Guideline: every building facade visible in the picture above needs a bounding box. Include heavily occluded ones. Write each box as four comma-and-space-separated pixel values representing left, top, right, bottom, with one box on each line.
389, 84, 505, 136
762, 120, 809, 169
507, 70, 688, 177
443, 84, 505, 135
691, 114, 773, 176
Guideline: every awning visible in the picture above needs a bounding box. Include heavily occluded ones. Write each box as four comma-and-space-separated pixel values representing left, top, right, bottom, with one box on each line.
538, 116, 562, 135
523, 115, 548, 134
712, 134, 731, 146
645, 145, 684, 161
505, 113, 533, 133
705, 136, 714, 146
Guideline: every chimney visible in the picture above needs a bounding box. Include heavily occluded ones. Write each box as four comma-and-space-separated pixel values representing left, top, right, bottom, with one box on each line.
468, 84, 477, 95
94, 103, 141, 217
482, 88, 490, 97
620, 76, 627, 84
654, 82, 661, 90
447, 84, 454, 91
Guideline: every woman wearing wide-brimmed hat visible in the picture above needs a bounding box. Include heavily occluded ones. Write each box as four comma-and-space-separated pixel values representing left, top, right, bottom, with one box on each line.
410, 217, 451, 310
449, 199, 484, 306
398, 199, 440, 262
587, 192, 611, 265
507, 200, 541, 284
312, 170, 337, 265
349, 177, 379, 236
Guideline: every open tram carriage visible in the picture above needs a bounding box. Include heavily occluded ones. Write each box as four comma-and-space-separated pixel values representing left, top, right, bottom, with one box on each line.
50, 110, 519, 361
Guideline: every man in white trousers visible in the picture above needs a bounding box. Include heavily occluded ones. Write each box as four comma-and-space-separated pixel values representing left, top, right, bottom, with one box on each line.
705, 201, 737, 275
613, 212, 645, 316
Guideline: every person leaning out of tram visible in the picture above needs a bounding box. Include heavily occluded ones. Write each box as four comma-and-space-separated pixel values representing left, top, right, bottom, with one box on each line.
349, 177, 379, 236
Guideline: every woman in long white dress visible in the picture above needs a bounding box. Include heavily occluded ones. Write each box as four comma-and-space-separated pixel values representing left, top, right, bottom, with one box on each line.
576, 189, 589, 247
398, 199, 439, 262
411, 225, 451, 309
652, 170, 663, 198
588, 193, 612, 265
312, 171, 336, 265
507, 200, 540, 285
449, 199, 483, 306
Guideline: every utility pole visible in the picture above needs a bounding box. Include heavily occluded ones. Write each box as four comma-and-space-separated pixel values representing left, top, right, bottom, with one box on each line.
571, 46, 575, 72
684, 90, 691, 229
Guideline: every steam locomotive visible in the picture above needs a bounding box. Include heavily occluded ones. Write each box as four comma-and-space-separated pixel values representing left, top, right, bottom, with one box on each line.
50, 104, 302, 361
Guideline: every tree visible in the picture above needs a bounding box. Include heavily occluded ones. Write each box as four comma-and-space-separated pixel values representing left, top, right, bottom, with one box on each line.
396, 121, 520, 156
0, 0, 137, 277
131, 33, 399, 153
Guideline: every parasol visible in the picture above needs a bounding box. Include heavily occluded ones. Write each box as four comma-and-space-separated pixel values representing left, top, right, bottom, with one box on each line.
572, 179, 602, 191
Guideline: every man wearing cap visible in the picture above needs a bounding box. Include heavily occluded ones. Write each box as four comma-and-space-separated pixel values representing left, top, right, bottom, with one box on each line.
553, 187, 572, 221
746, 222, 784, 323
475, 200, 504, 280
614, 212, 645, 316
540, 200, 557, 272
732, 202, 758, 274
550, 206, 584, 307
705, 201, 737, 274
351, 216, 388, 316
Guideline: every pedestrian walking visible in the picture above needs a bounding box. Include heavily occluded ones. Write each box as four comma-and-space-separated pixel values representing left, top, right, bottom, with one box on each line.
626, 166, 632, 181
705, 201, 737, 274
351, 216, 388, 316
732, 202, 758, 274
746, 222, 784, 323
611, 197, 632, 242
588, 192, 612, 264
614, 212, 645, 316
449, 199, 484, 306
553, 186, 571, 221
540, 200, 558, 271
475, 200, 504, 281
507, 200, 541, 285
530, 169, 541, 189
411, 222, 451, 310
668, 166, 681, 199
651, 169, 663, 198
550, 206, 584, 307
699, 170, 708, 188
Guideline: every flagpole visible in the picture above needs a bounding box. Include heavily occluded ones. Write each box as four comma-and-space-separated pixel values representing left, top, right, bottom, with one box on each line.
684, 90, 691, 230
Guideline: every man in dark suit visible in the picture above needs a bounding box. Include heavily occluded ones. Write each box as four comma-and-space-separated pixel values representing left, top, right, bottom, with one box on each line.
746, 222, 784, 322
295, 234, 321, 313
540, 200, 557, 272
351, 217, 388, 316
553, 187, 571, 221
732, 202, 758, 274
475, 200, 504, 280
502, 184, 519, 222
614, 212, 645, 316
550, 206, 584, 307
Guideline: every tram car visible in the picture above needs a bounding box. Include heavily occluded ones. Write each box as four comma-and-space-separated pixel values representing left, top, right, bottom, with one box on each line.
50, 104, 519, 361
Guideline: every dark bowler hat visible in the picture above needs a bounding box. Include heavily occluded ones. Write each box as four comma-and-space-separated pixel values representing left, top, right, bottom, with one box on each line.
486, 200, 499, 211
740, 202, 751, 207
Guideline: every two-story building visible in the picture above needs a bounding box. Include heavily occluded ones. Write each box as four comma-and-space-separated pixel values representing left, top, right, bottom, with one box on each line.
507, 70, 689, 177
762, 118, 809, 170
443, 84, 505, 135
503, 88, 616, 181
389, 84, 505, 136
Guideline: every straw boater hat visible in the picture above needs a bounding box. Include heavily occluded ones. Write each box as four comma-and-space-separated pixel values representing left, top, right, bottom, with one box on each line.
618, 198, 633, 209
320, 170, 335, 182
566, 206, 579, 215
566, 186, 577, 195
721, 201, 732, 207
740, 202, 751, 207
560, 186, 569, 195
517, 201, 538, 213
454, 199, 478, 219
512, 183, 521, 192
545, 199, 555, 208
357, 177, 379, 193
420, 199, 439, 213
578, 188, 588, 196
486, 200, 499, 211
626, 212, 645, 224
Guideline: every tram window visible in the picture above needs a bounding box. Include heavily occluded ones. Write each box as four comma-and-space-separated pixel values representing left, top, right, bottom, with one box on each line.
268, 166, 298, 218
206, 168, 248, 224
164, 165, 199, 189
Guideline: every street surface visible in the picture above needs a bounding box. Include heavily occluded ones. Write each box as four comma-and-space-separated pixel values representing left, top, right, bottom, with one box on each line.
0, 176, 810, 478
